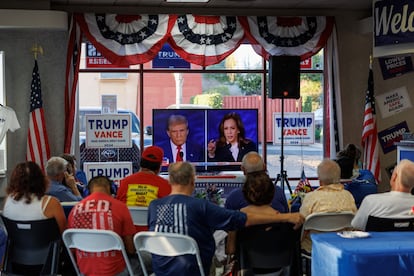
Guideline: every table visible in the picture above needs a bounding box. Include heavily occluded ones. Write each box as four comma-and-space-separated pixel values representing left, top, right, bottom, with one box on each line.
311, 232, 414, 276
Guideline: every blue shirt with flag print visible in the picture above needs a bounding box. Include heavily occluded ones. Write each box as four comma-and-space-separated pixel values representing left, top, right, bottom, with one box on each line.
148, 194, 247, 275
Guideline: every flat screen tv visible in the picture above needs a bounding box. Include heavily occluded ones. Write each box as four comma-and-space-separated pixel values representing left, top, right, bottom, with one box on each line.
152, 108, 259, 172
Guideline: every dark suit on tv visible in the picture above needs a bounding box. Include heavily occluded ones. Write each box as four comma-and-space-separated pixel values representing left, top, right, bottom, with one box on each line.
207, 140, 257, 171
158, 140, 205, 163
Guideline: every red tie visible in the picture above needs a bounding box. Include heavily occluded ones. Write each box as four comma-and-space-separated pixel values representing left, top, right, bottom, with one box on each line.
176, 146, 183, 162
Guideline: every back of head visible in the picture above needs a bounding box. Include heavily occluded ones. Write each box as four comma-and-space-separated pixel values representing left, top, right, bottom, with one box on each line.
242, 171, 274, 206
317, 159, 341, 185
46, 156, 68, 177
88, 175, 112, 195
395, 159, 414, 191
7, 161, 47, 202
241, 152, 265, 174
168, 162, 195, 186
140, 146, 164, 171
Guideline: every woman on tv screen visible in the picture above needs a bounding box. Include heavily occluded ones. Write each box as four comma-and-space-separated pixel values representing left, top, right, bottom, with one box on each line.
207, 112, 257, 167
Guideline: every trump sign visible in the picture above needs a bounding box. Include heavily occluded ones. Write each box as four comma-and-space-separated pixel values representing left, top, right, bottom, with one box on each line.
273, 112, 315, 145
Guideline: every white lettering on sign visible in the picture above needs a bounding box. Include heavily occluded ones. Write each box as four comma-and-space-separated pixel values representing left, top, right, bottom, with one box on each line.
375, 4, 414, 37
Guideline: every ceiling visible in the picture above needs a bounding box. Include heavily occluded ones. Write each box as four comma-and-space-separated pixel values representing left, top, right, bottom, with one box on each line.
0, 0, 374, 15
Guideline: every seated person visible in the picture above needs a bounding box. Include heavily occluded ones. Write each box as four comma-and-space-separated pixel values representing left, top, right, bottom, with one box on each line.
46, 156, 83, 202
225, 152, 288, 213
335, 144, 377, 207
352, 159, 414, 231
299, 159, 357, 253
227, 170, 294, 276
60, 153, 88, 196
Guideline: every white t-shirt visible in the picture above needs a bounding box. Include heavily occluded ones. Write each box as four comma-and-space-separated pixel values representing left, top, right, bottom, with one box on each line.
0, 105, 20, 143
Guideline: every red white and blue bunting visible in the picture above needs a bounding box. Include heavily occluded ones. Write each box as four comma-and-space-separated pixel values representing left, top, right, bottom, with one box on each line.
74, 14, 334, 66
241, 16, 334, 60
76, 13, 175, 66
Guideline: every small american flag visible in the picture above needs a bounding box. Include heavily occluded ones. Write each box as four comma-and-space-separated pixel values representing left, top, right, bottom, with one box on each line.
361, 65, 380, 184
26, 60, 50, 171
295, 168, 313, 194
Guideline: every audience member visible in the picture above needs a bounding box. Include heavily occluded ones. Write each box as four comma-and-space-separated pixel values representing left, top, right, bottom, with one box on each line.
46, 156, 83, 202
352, 159, 414, 230
68, 175, 148, 276
117, 146, 171, 206
299, 159, 357, 253
3, 161, 66, 232
335, 143, 361, 179
225, 151, 288, 213
60, 153, 88, 196
158, 114, 204, 163
148, 162, 304, 275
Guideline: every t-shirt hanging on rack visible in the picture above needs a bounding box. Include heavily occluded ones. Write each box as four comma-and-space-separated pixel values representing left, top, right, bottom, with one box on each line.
0, 105, 20, 144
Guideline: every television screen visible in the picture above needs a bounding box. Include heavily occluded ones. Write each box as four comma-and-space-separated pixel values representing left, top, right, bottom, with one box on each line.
152, 108, 259, 172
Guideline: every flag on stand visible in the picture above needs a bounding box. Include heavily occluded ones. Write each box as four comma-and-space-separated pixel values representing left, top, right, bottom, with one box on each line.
26, 60, 50, 171
294, 167, 313, 194
361, 64, 381, 184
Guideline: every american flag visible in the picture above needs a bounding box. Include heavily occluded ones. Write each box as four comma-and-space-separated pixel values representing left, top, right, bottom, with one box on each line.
26, 60, 50, 171
64, 17, 82, 154
294, 167, 313, 194
361, 65, 380, 184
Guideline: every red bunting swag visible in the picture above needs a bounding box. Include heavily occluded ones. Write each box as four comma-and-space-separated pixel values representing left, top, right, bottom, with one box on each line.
241, 16, 334, 60
75, 13, 176, 66
168, 15, 246, 66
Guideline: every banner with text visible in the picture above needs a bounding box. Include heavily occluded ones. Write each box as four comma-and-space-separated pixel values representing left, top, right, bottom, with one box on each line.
378, 121, 410, 154
84, 162, 132, 185
273, 112, 315, 145
376, 86, 412, 118
85, 114, 132, 148
379, 55, 413, 79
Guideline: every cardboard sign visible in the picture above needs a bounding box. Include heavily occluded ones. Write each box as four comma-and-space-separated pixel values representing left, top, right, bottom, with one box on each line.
378, 121, 410, 154
85, 114, 132, 148
379, 55, 413, 80
273, 112, 315, 145
376, 87, 412, 118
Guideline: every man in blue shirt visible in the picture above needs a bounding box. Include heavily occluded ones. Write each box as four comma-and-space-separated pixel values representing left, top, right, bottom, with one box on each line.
225, 151, 289, 213
46, 156, 83, 202
148, 162, 304, 275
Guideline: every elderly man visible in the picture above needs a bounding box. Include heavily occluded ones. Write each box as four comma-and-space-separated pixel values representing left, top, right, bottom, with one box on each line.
148, 161, 304, 275
299, 159, 357, 253
46, 156, 83, 202
352, 159, 414, 230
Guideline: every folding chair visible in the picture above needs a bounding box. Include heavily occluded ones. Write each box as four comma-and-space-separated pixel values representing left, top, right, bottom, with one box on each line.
300, 211, 355, 275
0, 215, 61, 275
134, 231, 205, 276
128, 206, 148, 227
366, 216, 414, 232
236, 222, 297, 276
62, 228, 134, 276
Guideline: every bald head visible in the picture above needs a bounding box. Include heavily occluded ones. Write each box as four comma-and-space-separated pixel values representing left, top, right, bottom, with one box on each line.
317, 159, 341, 185
391, 159, 414, 192
241, 152, 265, 174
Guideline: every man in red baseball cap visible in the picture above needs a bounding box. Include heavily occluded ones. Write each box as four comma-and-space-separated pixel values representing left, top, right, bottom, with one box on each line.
116, 145, 171, 230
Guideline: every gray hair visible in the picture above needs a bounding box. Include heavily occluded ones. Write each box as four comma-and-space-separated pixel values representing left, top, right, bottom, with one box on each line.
395, 159, 414, 189
167, 114, 188, 130
317, 159, 341, 185
46, 156, 68, 177
241, 151, 265, 173
168, 162, 195, 186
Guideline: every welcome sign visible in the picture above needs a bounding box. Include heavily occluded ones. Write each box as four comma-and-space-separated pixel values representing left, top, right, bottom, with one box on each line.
374, 0, 414, 56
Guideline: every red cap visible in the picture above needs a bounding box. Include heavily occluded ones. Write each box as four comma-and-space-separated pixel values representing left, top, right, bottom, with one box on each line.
142, 146, 164, 163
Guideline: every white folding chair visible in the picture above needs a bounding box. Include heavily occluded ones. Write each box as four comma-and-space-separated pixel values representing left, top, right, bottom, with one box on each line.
128, 206, 149, 227
134, 231, 205, 276
300, 211, 355, 275
62, 228, 134, 276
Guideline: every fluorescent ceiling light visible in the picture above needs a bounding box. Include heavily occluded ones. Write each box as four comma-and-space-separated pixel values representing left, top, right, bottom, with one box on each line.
165, 0, 209, 3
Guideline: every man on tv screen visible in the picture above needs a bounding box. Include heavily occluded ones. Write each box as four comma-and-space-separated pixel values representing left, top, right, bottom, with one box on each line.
158, 114, 204, 165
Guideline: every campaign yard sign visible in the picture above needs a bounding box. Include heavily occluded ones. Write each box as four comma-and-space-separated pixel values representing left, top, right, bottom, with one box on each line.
273, 112, 315, 145
84, 162, 132, 186
379, 55, 413, 80
378, 121, 410, 154
376, 86, 412, 118
85, 114, 132, 148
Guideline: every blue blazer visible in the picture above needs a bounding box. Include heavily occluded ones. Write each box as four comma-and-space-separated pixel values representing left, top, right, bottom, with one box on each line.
157, 140, 205, 163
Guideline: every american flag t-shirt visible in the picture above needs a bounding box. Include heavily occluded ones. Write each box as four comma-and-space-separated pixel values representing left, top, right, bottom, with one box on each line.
26, 60, 50, 171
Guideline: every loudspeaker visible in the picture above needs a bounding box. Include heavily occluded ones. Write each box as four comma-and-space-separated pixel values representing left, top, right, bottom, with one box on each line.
269, 56, 301, 99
